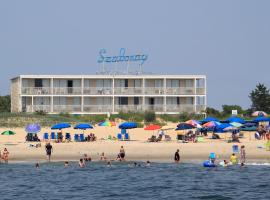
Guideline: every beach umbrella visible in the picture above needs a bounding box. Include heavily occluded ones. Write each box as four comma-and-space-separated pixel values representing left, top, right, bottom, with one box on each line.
252, 111, 267, 117
51, 123, 71, 130
74, 123, 93, 130
144, 124, 161, 131
185, 119, 202, 128
223, 126, 239, 131
226, 116, 245, 124
25, 123, 41, 134
98, 121, 116, 127
254, 117, 270, 122
175, 123, 194, 130
200, 117, 220, 124
202, 121, 221, 128
161, 125, 175, 130
230, 122, 243, 128
119, 122, 137, 129
1, 130, 16, 135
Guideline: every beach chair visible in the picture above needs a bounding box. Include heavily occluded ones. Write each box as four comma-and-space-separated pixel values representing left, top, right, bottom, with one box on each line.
124, 133, 129, 141
79, 134, 85, 142
43, 133, 49, 141
65, 133, 71, 141
148, 135, 156, 142
164, 135, 171, 141
74, 134, 79, 142
232, 145, 239, 153
51, 132, 56, 140
117, 133, 122, 140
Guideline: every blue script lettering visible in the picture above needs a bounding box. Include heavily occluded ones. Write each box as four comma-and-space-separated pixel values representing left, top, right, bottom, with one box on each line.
97, 48, 148, 65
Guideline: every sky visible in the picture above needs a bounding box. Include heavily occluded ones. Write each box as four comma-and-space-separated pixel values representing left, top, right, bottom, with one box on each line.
0, 0, 269, 110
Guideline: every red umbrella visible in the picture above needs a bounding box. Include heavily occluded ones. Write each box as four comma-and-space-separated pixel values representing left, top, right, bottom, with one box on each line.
144, 125, 161, 130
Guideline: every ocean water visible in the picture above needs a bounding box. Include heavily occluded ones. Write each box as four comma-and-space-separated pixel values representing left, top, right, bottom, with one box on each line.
0, 162, 270, 200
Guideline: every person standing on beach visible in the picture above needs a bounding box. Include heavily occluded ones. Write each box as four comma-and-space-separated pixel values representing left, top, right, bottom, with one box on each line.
240, 145, 246, 165
45, 142, 53, 162
174, 149, 180, 163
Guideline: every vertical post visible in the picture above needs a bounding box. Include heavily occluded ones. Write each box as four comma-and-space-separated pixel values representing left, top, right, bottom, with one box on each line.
112, 77, 115, 113
81, 78, 84, 113
194, 78, 197, 113
51, 78, 54, 113
31, 96, 34, 113
164, 78, 166, 113
204, 77, 207, 111
142, 78, 145, 111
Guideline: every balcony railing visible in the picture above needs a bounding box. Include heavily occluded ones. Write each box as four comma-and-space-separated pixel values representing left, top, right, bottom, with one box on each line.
196, 87, 206, 95
114, 105, 143, 112
166, 104, 195, 112
144, 87, 164, 95
84, 105, 113, 112
22, 87, 51, 95
114, 87, 143, 95
166, 87, 195, 95
25, 105, 51, 112
144, 104, 164, 112
53, 87, 82, 95
196, 105, 206, 112
53, 105, 82, 112
83, 87, 112, 95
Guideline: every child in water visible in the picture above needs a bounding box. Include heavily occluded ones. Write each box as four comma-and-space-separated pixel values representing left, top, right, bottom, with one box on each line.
230, 153, 238, 165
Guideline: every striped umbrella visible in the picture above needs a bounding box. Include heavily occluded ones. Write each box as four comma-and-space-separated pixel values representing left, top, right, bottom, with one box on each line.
185, 120, 202, 128
203, 121, 221, 128
230, 122, 243, 128
98, 121, 116, 127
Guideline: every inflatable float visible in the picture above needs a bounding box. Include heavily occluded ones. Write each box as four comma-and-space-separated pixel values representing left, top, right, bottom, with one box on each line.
203, 160, 216, 167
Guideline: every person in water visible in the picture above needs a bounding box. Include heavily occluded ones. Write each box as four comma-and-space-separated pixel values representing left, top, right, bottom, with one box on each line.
107, 161, 112, 167
119, 146, 125, 161
100, 152, 107, 161
146, 160, 151, 166
35, 163, 40, 169
230, 153, 238, 165
174, 149, 180, 163
64, 161, 69, 167
240, 145, 246, 165
45, 142, 53, 162
79, 158, 85, 168
2, 148, 9, 163
83, 154, 91, 162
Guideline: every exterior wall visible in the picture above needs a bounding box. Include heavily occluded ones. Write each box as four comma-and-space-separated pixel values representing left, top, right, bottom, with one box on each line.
12, 75, 207, 114
11, 77, 21, 112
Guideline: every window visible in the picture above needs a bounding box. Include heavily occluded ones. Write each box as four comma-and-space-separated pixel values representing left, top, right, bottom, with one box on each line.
118, 97, 128, 105
35, 79, 43, 87
134, 97, 139, 105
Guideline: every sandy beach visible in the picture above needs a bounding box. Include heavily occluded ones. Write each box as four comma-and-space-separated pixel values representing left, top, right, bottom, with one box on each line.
0, 124, 269, 163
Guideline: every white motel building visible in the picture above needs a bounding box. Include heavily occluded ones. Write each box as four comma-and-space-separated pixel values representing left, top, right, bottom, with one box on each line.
10, 74, 206, 114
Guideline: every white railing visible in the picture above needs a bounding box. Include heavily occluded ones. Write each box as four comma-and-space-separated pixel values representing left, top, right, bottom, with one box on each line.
144, 87, 164, 95
22, 87, 51, 95
83, 87, 112, 95
53, 87, 82, 95
83, 105, 113, 112
144, 104, 164, 112
53, 105, 81, 112
166, 87, 195, 95
196, 105, 206, 112
196, 87, 206, 95
114, 87, 143, 95
114, 105, 143, 112
26, 105, 51, 112
166, 105, 195, 112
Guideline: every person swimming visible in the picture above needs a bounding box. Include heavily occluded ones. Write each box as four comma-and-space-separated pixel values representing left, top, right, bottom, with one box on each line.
35, 163, 40, 169
79, 158, 85, 168
64, 161, 69, 167
107, 161, 112, 167
146, 160, 151, 166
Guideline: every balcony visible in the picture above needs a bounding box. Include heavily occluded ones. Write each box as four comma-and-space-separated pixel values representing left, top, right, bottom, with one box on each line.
114, 105, 143, 112
84, 105, 113, 112
144, 104, 164, 112
166, 87, 195, 95
144, 87, 164, 95
84, 87, 112, 95
196, 105, 206, 112
196, 87, 206, 95
114, 87, 143, 95
25, 105, 51, 112
22, 87, 51, 95
53, 87, 82, 95
166, 105, 195, 113
53, 105, 82, 112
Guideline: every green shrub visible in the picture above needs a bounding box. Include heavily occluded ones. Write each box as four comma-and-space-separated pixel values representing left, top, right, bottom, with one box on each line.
144, 111, 156, 122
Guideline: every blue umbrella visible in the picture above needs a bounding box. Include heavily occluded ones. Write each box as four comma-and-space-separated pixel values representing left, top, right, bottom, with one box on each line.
175, 123, 194, 130
25, 123, 41, 134
214, 123, 232, 133
226, 116, 245, 124
74, 123, 93, 130
200, 117, 220, 124
254, 117, 270, 122
119, 122, 137, 129
51, 123, 71, 130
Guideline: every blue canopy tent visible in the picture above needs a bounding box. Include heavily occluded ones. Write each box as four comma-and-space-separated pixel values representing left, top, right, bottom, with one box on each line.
213, 123, 231, 133
200, 117, 219, 124
25, 123, 41, 134
226, 116, 245, 124
176, 123, 195, 130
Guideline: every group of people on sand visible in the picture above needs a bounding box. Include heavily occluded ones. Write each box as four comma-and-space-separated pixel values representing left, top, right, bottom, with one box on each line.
0, 148, 9, 163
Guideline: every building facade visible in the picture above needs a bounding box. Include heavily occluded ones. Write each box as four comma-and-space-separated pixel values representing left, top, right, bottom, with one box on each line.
10, 75, 206, 114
